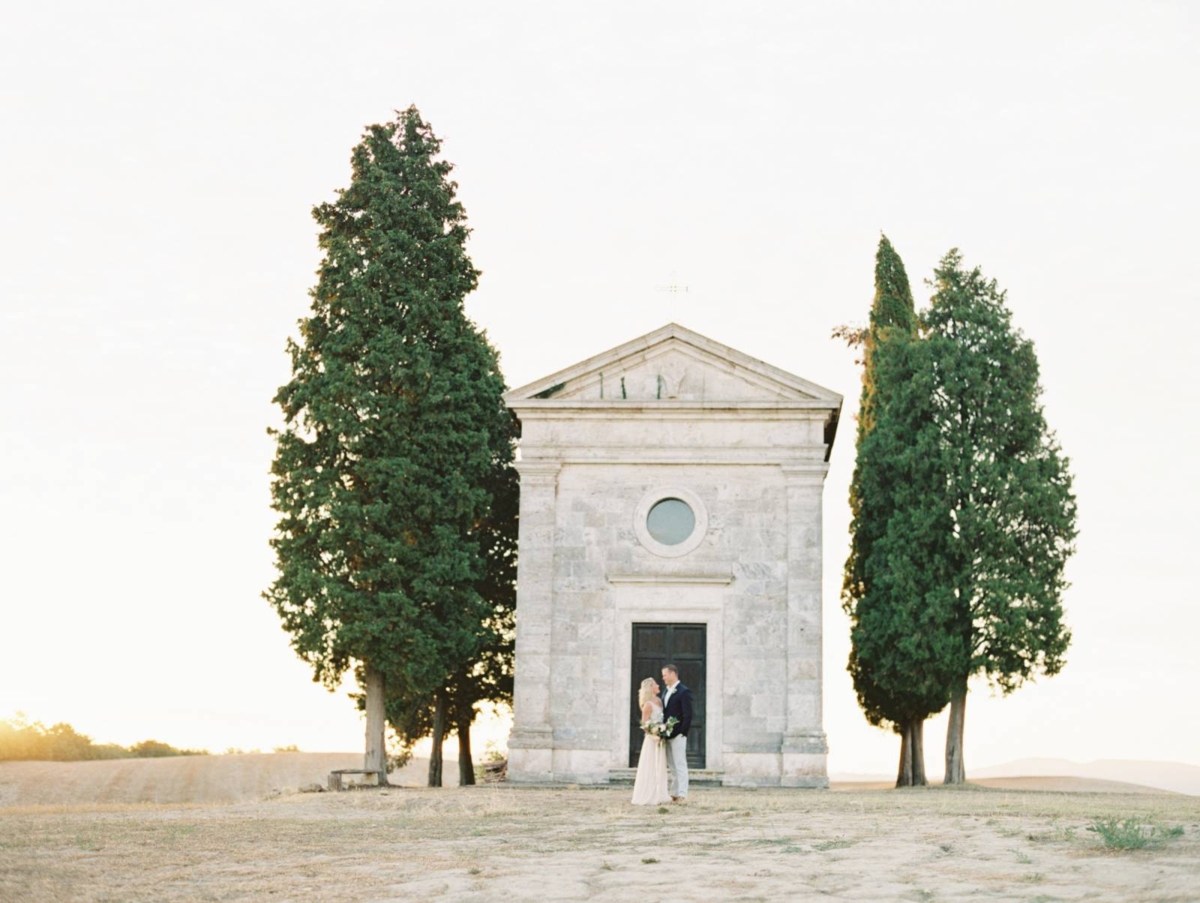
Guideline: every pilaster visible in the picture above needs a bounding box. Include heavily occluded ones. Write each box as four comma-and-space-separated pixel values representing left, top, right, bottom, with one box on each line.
781, 463, 830, 787
506, 460, 561, 782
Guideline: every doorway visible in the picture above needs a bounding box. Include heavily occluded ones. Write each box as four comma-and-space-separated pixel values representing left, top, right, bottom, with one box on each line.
629, 623, 706, 769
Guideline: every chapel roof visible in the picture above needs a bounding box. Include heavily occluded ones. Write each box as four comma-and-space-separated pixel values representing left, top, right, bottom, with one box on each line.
505, 323, 842, 452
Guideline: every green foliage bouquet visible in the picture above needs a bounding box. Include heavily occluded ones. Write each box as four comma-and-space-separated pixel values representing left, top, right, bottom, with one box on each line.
640, 716, 678, 743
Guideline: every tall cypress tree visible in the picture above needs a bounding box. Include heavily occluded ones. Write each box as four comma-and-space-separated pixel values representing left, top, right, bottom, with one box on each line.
924, 250, 1077, 784
265, 107, 515, 783
843, 236, 954, 786
848, 332, 962, 786
844, 237, 918, 593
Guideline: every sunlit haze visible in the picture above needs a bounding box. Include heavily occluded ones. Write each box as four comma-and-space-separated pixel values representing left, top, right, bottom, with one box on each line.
2, 2, 1197, 775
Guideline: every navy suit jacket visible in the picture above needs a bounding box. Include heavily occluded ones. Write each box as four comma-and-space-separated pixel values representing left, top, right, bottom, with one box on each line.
661, 683, 693, 739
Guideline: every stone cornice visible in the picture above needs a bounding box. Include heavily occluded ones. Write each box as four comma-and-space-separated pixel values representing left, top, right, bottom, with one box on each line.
608, 570, 734, 586
508, 400, 839, 416
781, 463, 831, 484
518, 448, 829, 466
513, 460, 562, 478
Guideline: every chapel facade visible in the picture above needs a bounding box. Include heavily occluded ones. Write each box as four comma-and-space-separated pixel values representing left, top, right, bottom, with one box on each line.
504, 324, 841, 787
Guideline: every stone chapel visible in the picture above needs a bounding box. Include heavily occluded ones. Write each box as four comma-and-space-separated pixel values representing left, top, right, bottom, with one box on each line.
504, 324, 842, 787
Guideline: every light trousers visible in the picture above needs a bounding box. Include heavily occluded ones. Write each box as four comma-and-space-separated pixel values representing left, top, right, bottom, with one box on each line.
666, 734, 689, 798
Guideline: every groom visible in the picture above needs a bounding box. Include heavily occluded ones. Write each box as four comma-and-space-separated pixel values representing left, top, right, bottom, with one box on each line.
660, 664, 693, 802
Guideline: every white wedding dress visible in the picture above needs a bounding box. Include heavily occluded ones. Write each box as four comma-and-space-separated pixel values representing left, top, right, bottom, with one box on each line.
630, 702, 671, 805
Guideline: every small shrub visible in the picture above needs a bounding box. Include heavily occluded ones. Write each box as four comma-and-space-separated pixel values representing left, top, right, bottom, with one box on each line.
482, 740, 507, 763
1087, 817, 1184, 851
641, 857, 659, 865
129, 739, 207, 758
1, 714, 207, 761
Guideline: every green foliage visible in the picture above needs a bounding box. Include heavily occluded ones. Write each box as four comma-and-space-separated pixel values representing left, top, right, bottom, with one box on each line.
857, 235, 918, 437
0, 714, 208, 761
845, 331, 962, 731
1087, 817, 1184, 851
923, 250, 1077, 692
843, 237, 957, 737
843, 242, 1077, 759
265, 106, 517, 751
481, 739, 506, 763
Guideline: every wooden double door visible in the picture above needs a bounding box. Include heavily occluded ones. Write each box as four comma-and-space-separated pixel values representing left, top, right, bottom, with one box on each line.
628, 623, 706, 769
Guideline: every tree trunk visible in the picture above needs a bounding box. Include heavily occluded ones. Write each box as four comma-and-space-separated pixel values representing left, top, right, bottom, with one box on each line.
364, 663, 387, 785
457, 712, 475, 786
895, 721, 914, 787
911, 718, 927, 786
428, 690, 446, 787
895, 718, 928, 787
944, 684, 967, 784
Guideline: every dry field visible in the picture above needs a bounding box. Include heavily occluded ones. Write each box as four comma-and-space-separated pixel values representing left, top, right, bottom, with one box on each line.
1, 759, 1198, 903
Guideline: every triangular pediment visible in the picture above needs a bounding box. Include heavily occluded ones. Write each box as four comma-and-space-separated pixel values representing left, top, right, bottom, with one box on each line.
505, 323, 842, 407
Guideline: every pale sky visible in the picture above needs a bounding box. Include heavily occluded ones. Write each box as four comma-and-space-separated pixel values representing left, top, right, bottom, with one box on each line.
2, 2, 1197, 775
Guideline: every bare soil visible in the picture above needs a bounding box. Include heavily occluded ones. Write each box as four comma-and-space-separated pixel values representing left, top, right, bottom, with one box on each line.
1, 756, 1197, 902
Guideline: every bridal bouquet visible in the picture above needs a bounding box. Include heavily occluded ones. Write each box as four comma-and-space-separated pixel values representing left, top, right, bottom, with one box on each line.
641, 716, 679, 743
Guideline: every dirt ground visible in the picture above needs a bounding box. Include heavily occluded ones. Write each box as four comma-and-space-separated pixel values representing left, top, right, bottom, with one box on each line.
1, 759, 1197, 903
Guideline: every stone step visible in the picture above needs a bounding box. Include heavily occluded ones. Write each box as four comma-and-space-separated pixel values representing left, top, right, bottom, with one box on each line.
608, 768, 725, 787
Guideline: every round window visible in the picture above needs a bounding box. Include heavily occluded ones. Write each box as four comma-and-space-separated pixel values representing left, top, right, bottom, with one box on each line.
646, 497, 696, 546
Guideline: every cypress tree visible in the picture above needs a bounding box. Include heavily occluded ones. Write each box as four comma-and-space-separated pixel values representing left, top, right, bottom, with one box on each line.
847, 332, 962, 786
843, 236, 955, 787
923, 250, 1077, 784
844, 237, 918, 595
265, 107, 516, 784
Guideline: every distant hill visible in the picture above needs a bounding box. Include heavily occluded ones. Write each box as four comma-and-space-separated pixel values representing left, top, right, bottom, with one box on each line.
830, 775, 1171, 794
833, 758, 1200, 796
970, 758, 1200, 796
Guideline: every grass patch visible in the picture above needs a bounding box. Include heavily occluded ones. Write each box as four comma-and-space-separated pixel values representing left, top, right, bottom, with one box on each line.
641, 857, 659, 864
1026, 825, 1075, 844
1087, 817, 1185, 851
748, 837, 793, 846
813, 838, 855, 851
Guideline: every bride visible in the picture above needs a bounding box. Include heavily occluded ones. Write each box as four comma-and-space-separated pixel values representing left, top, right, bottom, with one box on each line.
630, 676, 671, 805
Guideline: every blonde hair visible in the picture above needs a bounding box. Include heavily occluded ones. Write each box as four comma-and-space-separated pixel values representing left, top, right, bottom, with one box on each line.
637, 677, 659, 708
